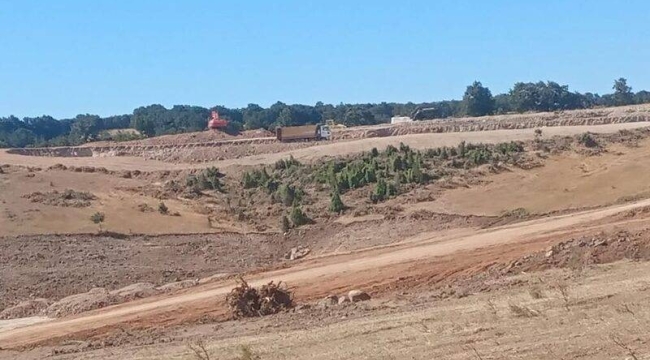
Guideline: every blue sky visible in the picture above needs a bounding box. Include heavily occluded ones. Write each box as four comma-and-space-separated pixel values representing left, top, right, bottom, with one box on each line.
1, 0, 649, 118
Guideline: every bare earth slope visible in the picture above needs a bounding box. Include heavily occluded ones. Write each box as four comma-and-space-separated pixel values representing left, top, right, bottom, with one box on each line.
1, 122, 648, 171
1, 197, 650, 349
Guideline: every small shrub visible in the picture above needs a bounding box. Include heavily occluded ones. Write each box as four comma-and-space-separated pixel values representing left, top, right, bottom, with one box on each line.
274, 155, 301, 170
578, 133, 598, 148
238, 345, 260, 360
508, 303, 540, 318
226, 278, 293, 318
528, 286, 545, 299
329, 192, 345, 213
280, 215, 290, 233
399, 142, 410, 153
187, 340, 211, 360
276, 184, 302, 207
187, 167, 226, 193
90, 212, 105, 231
289, 206, 309, 227
370, 178, 388, 203
158, 202, 169, 215
90, 212, 105, 224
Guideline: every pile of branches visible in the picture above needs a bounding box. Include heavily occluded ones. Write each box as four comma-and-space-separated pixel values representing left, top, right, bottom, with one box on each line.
226, 278, 293, 318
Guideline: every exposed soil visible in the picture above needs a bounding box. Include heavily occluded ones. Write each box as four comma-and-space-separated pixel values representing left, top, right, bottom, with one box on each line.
2, 108, 650, 359
22, 189, 96, 208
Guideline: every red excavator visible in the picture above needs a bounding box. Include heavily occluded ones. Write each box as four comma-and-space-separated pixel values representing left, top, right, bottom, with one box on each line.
207, 110, 228, 130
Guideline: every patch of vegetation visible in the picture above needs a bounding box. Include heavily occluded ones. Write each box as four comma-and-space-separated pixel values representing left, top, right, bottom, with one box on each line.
186, 167, 226, 193
158, 202, 169, 214
280, 215, 290, 233
90, 212, 105, 231
226, 278, 293, 318
329, 192, 345, 213
24, 189, 97, 207
578, 132, 599, 148
289, 206, 310, 227
502, 208, 530, 219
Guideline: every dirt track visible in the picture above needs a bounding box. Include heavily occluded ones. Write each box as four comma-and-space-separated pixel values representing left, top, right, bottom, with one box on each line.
1, 122, 649, 171
2, 197, 650, 349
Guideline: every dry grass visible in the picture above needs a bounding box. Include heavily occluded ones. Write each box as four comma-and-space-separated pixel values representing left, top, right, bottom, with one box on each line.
238, 345, 260, 360
186, 339, 211, 360
528, 285, 545, 299
610, 334, 639, 360
226, 278, 293, 318
554, 283, 571, 311
508, 303, 540, 318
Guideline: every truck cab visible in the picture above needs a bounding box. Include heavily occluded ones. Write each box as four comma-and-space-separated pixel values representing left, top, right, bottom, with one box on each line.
319, 124, 332, 140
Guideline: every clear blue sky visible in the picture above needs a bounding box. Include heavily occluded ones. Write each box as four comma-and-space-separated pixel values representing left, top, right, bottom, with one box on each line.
1, 0, 649, 119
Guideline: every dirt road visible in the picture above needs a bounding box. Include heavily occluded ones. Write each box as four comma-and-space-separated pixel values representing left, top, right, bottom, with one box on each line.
1, 122, 648, 171
2, 197, 650, 349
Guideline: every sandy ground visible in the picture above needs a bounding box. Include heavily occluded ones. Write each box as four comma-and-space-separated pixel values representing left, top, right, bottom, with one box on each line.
2, 119, 650, 359
43, 259, 650, 360
1, 122, 648, 171
409, 138, 650, 216
0, 168, 216, 236
1, 197, 649, 349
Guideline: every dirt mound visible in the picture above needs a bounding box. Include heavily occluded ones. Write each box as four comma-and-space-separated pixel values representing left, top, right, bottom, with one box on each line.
88, 129, 274, 147
512, 230, 650, 272
157, 279, 199, 292
226, 279, 293, 318
23, 189, 96, 207
109, 283, 160, 301
46, 288, 117, 318
0, 299, 51, 320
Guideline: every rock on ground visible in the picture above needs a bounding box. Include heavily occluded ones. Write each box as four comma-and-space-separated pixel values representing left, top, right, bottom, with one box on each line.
348, 290, 371, 302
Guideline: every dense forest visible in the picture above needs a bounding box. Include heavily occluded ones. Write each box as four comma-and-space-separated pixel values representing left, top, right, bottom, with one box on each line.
2, 78, 650, 148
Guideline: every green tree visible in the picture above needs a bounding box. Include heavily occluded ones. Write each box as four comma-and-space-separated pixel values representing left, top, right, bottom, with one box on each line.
90, 212, 105, 231
290, 206, 309, 227
462, 81, 495, 116
613, 78, 633, 106
371, 178, 388, 203
329, 192, 345, 213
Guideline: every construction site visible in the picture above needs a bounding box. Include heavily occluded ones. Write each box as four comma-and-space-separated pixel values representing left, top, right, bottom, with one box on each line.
2, 104, 650, 359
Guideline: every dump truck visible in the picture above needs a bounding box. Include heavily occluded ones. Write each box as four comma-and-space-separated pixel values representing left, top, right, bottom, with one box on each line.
275, 124, 332, 142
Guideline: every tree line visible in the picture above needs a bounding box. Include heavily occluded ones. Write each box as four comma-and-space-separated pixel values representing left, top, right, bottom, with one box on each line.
2, 78, 649, 148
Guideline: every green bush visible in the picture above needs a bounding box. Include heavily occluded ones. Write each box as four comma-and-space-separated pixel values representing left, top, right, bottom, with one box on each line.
158, 202, 169, 214
329, 192, 345, 213
370, 178, 388, 203
90, 212, 105, 224
385, 145, 398, 156
578, 133, 598, 148
188, 167, 226, 192
274, 155, 301, 171
290, 206, 309, 227
276, 184, 303, 206
495, 141, 524, 154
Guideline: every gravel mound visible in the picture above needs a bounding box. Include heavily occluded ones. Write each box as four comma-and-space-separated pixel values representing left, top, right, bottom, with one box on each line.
46, 288, 117, 317
0, 299, 51, 319
109, 283, 160, 300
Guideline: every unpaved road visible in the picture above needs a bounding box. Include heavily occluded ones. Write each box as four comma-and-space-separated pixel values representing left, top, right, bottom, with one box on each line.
1, 122, 648, 171
2, 197, 650, 349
